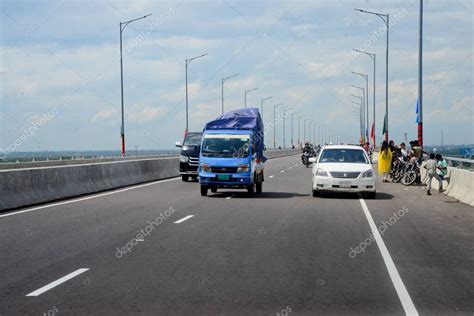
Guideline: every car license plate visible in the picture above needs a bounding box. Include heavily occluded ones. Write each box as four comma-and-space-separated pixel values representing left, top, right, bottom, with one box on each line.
339, 181, 351, 188
217, 174, 230, 181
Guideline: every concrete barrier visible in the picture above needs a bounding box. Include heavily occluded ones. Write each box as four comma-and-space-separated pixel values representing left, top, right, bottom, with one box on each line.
0, 150, 300, 211
421, 164, 473, 206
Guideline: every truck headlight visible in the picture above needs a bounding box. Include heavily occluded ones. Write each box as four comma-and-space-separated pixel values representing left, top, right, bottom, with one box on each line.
362, 169, 374, 178
180, 155, 189, 163
315, 168, 328, 177
237, 164, 250, 173
200, 163, 211, 173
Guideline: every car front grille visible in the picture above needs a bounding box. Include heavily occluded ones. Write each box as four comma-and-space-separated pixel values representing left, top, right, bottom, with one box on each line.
188, 156, 199, 166
330, 171, 360, 179
211, 166, 238, 173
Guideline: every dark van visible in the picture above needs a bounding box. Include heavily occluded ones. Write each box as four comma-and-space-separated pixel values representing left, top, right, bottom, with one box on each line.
175, 132, 203, 181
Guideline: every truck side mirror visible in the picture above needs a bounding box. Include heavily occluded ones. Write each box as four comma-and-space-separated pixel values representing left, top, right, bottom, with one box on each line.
175, 141, 182, 148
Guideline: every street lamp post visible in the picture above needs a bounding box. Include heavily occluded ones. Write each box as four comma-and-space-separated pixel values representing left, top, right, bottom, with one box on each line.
221, 74, 238, 114
418, 0, 423, 148
355, 8, 389, 141
354, 49, 376, 147
186, 53, 207, 133
304, 119, 310, 143
244, 88, 258, 108
352, 85, 365, 143
261, 96, 272, 119
352, 100, 363, 139
297, 115, 304, 147
352, 71, 369, 144
119, 14, 152, 157
291, 111, 299, 147
273, 103, 283, 148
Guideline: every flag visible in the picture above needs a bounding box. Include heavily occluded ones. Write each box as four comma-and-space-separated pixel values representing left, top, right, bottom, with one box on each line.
415, 98, 420, 123
382, 114, 387, 135
370, 122, 375, 143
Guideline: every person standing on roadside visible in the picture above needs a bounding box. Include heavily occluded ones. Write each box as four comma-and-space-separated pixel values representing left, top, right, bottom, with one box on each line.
436, 154, 447, 192
378, 140, 392, 182
424, 153, 441, 195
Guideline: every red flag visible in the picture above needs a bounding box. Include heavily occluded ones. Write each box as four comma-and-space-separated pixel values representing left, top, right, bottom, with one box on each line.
370, 123, 375, 144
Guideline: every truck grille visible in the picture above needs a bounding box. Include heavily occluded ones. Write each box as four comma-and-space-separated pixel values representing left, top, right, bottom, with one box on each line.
330, 172, 360, 179
188, 156, 199, 166
211, 166, 238, 173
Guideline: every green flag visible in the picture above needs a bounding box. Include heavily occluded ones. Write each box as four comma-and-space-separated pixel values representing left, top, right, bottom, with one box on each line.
382, 114, 387, 135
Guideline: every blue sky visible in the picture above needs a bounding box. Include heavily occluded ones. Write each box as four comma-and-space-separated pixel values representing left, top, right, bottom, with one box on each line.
0, 0, 472, 153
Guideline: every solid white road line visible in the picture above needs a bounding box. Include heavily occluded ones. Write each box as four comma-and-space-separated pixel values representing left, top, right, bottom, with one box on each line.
0, 178, 179, 219
359, 198, 418, 315
174, 215, 194, 224
269, 175, 274, 178
26, 268, 89, 297
280, 170, 285, 173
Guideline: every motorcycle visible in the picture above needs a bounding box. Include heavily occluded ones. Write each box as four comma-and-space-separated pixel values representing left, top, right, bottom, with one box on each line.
302, 151, 311, 168
390, 157, 407, 183
401, 159, 419, 186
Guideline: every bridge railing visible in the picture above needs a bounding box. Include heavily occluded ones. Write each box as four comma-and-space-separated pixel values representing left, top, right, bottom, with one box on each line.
444, 156, 474, 171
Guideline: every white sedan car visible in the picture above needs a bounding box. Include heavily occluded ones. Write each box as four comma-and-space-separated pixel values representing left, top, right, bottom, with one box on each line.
309, 145, 376, 198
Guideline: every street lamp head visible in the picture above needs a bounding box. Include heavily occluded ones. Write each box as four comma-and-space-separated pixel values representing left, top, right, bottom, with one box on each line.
223, 73, 238, 82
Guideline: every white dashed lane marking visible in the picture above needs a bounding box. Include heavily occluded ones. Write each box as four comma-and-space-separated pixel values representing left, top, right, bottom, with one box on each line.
26, 268, 89, 297
174, 215, 194, 224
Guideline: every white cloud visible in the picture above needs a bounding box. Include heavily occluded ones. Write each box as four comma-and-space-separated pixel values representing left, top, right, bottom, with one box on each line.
127, 104, 169, 123
91, 108, 118, 124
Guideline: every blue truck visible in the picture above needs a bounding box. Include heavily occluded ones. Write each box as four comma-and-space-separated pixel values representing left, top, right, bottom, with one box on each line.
198, 108, 266, 196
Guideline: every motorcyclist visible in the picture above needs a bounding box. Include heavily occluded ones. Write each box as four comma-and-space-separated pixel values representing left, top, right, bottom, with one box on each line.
302, 142, 313, 163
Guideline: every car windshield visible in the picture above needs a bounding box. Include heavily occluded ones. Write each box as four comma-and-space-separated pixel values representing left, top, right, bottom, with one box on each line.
318, 148, 368, 164
201, 134, 250, 158
184, 134, 202, 146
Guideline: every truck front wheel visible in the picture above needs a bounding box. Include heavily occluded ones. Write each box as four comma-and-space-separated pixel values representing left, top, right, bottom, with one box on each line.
200, 185, 208, 196
256, 174, 263, 194
247, 184, 255, 196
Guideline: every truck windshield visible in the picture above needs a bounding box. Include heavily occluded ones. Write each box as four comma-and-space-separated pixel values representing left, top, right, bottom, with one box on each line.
201, 135, 250, 158
184, 134, 202, 146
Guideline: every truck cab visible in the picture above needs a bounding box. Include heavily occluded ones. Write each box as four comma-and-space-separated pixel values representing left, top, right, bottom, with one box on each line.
175, 132, 202, 182
198, 108, 265, 197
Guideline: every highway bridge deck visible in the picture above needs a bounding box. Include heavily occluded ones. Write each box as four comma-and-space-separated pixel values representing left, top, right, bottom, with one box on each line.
1, 154, 473, 315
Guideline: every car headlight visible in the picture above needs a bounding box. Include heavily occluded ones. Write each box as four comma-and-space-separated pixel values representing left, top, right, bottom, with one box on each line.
315, 168, 328, 177
200, 163, 211, 173
362, 169, 374, 178
180, 155, 189, 163
237, 164, 250, 173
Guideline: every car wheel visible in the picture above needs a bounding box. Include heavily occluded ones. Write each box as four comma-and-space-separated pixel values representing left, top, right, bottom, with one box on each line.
312, 189, 319, 197
211, 187, 218, 193
192, 176, 198, 181
182, 175, 189, 182
200, 185, 208, 196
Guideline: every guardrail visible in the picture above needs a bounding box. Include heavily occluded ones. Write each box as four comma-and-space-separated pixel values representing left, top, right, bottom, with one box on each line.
444, 156, 474, 170
0, 149, 300, 211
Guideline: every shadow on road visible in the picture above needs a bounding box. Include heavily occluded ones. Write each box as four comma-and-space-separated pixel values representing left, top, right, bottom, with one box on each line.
208, 191, 310, 199
316, 192, 394, 200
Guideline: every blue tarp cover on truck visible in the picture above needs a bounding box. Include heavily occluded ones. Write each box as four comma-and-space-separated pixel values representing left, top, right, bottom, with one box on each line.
204, 108, 266, 161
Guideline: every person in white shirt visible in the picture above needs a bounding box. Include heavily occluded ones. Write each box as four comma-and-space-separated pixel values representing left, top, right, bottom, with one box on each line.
424, 153, 442, 195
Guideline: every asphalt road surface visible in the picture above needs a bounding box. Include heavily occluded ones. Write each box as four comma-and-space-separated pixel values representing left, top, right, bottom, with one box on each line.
1, 154, 473, 315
